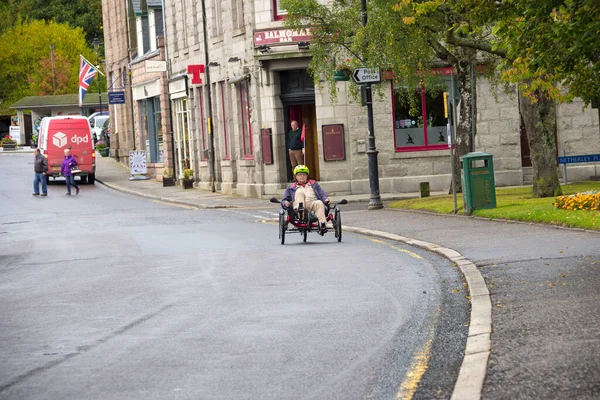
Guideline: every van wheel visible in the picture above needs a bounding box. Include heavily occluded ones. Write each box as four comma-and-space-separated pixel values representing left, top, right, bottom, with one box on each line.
45, 175, 50, 185
88, 174, 95, 184
80, 175, 88, 184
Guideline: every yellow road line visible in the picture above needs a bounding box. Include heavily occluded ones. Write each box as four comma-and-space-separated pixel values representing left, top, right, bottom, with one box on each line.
370, 239, 387, 244
152, 200, 199, 210
396, 333, 434, 400
393, 248, 424, 260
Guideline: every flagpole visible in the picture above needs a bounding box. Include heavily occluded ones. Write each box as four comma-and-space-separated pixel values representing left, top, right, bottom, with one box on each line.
80, 54, 105, 76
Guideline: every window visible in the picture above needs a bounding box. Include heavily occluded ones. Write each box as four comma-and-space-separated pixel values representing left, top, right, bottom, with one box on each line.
219, 81, 229, 159
273, 0, 287, 20
198, 87, 208, 160
173, 98, 192, 171
212, 0, 223, 37
135, 7, 163, 56
392, 83, 449, 152
138, 96, 163, 162
238, 80, 252, 158
232, 0, 245, 30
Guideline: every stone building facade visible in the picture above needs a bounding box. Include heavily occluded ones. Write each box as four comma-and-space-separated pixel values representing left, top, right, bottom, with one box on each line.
101, 0, 600, 194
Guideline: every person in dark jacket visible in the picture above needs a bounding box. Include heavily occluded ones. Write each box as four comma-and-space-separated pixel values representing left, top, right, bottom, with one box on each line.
288, 120, 304, 170
60, 148, 80, 195
32, 148, 48, 196
282, 165, 331, 234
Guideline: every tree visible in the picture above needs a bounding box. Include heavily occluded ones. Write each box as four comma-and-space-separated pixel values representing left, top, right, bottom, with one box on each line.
283, 0, 484, 193
0, 20, 93, 112
1, 0, 103, 45
440, 0, 594, 197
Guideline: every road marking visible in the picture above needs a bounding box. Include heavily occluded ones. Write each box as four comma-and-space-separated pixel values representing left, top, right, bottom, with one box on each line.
396, 330, 434, 400
370, 239, 386, 244
393, 248, 424, 260
151, 200, 198, 210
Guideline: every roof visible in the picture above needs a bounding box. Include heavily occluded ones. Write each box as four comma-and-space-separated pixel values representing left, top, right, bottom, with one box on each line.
10, 93, 110, 110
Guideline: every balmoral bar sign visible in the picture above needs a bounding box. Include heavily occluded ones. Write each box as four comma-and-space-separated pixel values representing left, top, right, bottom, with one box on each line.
253, 28, 312, 47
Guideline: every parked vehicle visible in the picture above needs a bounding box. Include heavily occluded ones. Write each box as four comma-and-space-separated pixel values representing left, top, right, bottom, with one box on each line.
88, 112, 109, 146
99, 118, 111, 148
38, 116, 96, 184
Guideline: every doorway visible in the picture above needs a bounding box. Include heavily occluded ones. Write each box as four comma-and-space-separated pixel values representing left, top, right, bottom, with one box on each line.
280, 69, 319, 181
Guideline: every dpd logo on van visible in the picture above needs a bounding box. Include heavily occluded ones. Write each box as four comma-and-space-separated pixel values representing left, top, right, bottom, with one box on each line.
52, 132, 89, 148
52, 132, 67, 148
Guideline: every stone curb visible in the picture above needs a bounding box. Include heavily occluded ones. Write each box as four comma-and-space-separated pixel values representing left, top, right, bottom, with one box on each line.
96, 179, 240, 209
97, 176, 491, 398
344, 226, 491, 400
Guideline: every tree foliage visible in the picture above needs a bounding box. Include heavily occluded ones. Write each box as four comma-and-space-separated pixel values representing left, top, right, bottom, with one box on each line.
453, 0, 600, 105
283, 0, 482, 193
0, 20, 93, 111
0, 0, 103, 45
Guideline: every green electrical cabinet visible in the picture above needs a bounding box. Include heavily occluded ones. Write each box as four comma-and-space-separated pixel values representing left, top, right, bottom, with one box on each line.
460, 152, 497, 214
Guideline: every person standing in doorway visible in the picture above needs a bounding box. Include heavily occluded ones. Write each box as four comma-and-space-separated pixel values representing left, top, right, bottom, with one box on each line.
32, 148, 48, 196
288, 120, 304, 170
60, 148, 80, 196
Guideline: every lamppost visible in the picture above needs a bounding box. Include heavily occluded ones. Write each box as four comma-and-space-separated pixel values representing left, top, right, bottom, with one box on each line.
92, 38, 102, 115
361, 0, 383, 210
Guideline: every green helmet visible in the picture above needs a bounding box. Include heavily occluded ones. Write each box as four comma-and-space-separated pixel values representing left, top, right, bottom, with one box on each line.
294, 164, 310, 176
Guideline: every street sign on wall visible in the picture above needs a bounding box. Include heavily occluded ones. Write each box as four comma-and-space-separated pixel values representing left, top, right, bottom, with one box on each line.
352, 68, 381, 84
108, 92, 125, 104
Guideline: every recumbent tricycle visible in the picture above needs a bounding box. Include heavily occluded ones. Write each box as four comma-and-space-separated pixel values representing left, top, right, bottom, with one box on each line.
269, 197, 348, 244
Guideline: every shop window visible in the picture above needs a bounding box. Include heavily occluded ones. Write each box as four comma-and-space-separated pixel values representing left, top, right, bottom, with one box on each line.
273, 0, 287, 20
219, 81, 230, 160
238, 80, 252, 158
393, 83, 449, 152
173, 98, 191, 172
198, 87, 208, 161
138, 96, 163, 162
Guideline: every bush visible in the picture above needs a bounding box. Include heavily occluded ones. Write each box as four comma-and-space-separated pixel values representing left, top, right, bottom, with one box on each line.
95, 141, 106, 150
163, 168, 173, 178
553, 191, 600, 211
1, 135, 16, 146
183, 168, 194, 180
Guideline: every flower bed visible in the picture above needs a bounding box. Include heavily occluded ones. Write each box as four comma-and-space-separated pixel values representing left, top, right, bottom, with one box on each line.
553, 191, 600, 211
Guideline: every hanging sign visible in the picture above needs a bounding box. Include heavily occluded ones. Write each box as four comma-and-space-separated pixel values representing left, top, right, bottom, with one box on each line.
129, 150, 147, 174
108, 91, 126, 104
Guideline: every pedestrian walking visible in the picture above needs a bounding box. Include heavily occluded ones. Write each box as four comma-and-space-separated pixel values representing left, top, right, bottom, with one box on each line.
32, 148, 48, 196
60, 148, 80, 196
288, 120, 304, 170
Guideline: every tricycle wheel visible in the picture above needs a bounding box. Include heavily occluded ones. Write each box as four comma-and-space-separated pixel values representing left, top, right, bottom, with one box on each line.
279, 213, 286, 245
334, 208, 342, 242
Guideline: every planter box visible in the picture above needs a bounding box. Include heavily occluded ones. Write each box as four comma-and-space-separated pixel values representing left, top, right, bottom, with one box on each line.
182, 179, 194, 189
98, 148, 110, 157
163, 177, 175, 187
2, 142, 17, 151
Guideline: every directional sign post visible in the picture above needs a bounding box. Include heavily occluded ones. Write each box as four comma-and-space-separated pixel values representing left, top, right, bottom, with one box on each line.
351, 66, 383, 209
352, 68, 381, 85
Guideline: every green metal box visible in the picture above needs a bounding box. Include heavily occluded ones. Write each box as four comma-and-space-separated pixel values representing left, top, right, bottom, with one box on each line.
460, 152, 497, 214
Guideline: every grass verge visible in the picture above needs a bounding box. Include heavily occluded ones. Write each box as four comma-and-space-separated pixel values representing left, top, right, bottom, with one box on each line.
389, 181, 600, 231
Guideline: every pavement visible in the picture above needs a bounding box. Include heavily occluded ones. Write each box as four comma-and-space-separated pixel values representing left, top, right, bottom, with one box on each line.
95, 155, 600, 399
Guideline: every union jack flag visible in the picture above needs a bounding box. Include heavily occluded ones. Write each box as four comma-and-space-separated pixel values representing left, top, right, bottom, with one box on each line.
79, 56, 98, 107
